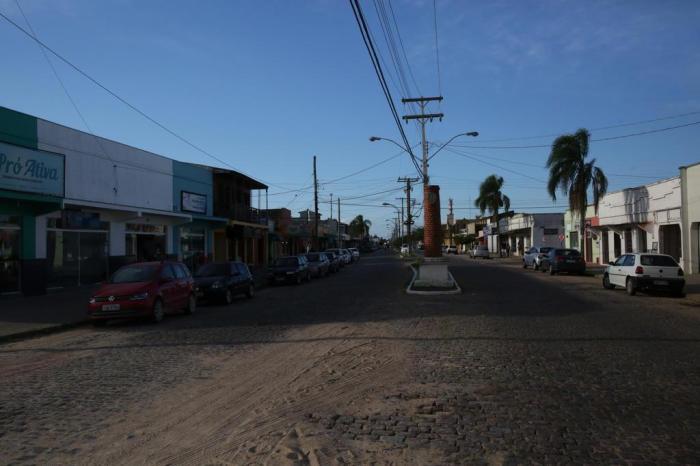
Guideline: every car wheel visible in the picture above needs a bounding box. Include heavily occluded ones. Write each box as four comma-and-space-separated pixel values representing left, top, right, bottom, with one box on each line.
522, 261, 527, 269
224, 288, 233, 305
534, 263, 539, 271
626, 277, 637, 296
151, 299, 164, 323
184, 294, 196, 314
603, 274, 614, 290
246, 284, 255, 298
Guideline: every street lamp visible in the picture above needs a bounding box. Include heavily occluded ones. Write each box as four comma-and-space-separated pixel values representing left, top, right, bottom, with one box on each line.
427, 131, 479, 161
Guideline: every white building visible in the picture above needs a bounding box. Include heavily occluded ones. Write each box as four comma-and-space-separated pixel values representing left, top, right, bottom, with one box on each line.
593, 176, 682, 264
680, 162, 700, 274
491, 213, 565, 255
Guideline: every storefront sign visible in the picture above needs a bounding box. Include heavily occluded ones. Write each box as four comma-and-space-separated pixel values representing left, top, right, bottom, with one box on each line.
0, 141, 64, 197
181, 191, 207, 214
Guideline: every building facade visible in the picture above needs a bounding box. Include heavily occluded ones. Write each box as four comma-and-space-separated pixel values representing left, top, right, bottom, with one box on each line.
497, 213, 565, 255
680, 163, 700, 274
0, 106, 266, 295
592, 177, 682, 264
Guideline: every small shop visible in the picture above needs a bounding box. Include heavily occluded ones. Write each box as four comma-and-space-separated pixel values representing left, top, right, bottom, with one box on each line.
126, 223, 167, 262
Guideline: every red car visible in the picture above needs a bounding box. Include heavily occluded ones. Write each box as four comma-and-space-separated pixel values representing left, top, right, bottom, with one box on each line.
88, 261, 196, 324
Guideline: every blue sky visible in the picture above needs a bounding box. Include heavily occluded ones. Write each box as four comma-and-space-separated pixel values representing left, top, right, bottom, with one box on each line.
2, 0, 700, 237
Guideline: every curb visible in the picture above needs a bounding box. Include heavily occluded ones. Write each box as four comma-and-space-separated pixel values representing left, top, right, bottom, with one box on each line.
406, 265, 462, 295
0, 320, 89, 345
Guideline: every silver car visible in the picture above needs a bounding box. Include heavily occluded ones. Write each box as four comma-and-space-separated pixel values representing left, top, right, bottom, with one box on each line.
522, 246, 554, 270
470, 245, 490, 259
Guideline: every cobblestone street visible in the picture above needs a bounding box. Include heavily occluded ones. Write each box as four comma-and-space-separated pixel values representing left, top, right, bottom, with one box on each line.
1, 251, 699, 465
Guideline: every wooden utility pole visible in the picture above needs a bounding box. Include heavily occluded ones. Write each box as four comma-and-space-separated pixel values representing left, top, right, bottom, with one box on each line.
313, 156, 319, 251
398, 176, 419, 254
337, 197, 341, 248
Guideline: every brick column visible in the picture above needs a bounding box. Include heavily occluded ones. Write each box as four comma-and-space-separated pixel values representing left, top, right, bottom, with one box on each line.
423, 185, 443, 258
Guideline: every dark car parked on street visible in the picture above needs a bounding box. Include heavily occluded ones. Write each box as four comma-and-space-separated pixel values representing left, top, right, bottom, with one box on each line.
540, 248, 586, 275
305, 252, 331, 278
267, 256, 310, 285
194, 261, 254, 304
88, 261, 196, 324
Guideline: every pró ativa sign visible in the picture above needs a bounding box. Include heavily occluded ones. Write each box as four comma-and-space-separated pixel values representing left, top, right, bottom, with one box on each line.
0, 141, 64, 197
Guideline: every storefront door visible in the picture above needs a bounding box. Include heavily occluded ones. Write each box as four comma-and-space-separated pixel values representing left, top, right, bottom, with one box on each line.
0, 218, 21, 293
47, 231, 109, 287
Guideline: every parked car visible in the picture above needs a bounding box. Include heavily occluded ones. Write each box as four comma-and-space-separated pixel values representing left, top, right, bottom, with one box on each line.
339, 249, 353, 264
446, 245, 458, 254
305, 252, 331, 278
325, 251, 341, 273
400, 244, 409, 254
470, 245, 490, 259
348, 247, 360, 261
522, 246, 554, 270
603, 253, 685, 296
88, 261, 196, 324
194, 261, 254, 304
267, 256, 310, 285
540, 248, 586, 275
325, 249, 346, 267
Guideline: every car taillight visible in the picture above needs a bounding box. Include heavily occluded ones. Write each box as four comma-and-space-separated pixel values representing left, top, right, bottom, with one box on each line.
635, 266, 644, 274
678, 268, 684, 276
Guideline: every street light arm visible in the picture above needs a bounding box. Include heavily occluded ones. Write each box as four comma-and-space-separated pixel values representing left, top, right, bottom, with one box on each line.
427, 131, 479, 161
370, 136, 423, 179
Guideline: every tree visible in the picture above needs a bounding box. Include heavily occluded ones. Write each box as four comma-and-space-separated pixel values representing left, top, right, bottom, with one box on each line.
546, 128, 608, 257
349, 214, 372, 239
474, 175, 510, 256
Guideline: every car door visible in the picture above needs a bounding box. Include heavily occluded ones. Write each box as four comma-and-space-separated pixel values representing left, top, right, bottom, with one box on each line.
173, 263, 191, 309
159, 263, 178, 310
609, 255, 628, 286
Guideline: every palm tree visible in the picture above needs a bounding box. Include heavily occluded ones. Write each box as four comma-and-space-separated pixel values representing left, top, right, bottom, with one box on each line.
474, 174, 510, 256
546, 128, 608, 257
349, 214, 372, 238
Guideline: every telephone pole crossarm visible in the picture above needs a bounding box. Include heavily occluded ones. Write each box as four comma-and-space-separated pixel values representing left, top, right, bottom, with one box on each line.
402, 113, 444, 121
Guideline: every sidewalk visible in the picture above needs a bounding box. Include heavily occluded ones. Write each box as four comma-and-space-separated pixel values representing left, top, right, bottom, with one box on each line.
0, 286, 96, 342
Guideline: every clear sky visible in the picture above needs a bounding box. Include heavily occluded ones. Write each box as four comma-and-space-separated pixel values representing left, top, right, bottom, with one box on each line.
2, 0, 700, 237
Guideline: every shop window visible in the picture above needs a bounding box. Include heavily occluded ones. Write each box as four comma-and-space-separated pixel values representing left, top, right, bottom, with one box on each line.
47, 230, 108, 288
0, 225, 20, 293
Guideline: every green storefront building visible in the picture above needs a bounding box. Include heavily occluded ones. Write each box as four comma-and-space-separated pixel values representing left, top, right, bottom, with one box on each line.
0, 107, 63, 295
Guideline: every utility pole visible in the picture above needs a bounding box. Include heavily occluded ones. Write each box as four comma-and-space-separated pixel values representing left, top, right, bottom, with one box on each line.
402, 96, 443, 258
313, 155, 319, 251
395, 197, 405, 245
398, 176, 419, 254
337, 197, 341, 248
448, 197, 455, 248
401, 96, 443, 186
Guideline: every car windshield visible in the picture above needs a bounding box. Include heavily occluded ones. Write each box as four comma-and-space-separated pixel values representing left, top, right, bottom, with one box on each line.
640, 255, 678, 267
111, 264, 159, 283
305, 253, 320, 262
195, 263, 229, 277
274, 257, 298, 267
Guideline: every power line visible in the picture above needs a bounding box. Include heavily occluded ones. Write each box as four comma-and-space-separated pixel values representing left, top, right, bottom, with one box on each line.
348, 0, 422, 177
464, 110, 700, 144
387, 0, 421, 96
448, 120, 700, 150
0, 10, 281, 189
432, 0, 442, 98
444, 147, 546, 183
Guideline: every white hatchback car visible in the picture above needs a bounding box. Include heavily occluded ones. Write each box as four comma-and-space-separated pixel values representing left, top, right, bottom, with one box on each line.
400, 244, 409, 254
603, 253, 685, 296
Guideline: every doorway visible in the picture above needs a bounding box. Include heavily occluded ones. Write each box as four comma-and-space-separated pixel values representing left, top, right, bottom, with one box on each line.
0, 223, 21, 293
659, 224, 682, 262
613, 233, 622, 259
